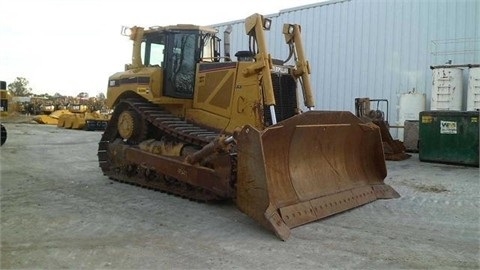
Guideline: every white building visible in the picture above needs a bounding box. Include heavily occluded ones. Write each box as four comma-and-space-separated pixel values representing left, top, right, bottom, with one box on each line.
212, 0, 479, 138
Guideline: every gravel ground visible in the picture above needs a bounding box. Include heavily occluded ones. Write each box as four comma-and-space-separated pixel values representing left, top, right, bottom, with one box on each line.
1, 122, 479, 269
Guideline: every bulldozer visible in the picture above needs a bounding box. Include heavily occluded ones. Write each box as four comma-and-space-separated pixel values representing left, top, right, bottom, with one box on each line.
98, 13, 399, 240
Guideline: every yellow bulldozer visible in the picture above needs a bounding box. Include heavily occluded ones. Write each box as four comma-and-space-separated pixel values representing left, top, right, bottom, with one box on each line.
98, 13, 399, 240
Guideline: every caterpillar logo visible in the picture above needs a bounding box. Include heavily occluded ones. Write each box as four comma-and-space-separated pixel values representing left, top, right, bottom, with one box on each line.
440, 121, 457, 134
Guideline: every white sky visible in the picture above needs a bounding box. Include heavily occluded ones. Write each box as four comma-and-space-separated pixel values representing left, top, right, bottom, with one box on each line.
0, 0, 322, 97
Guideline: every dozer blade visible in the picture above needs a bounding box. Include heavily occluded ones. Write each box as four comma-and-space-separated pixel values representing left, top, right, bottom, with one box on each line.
235, 111, 400, 240
33, 115, 58, 125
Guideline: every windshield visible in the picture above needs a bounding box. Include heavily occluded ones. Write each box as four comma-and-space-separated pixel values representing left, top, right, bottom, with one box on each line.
144, 30, 217, 99
141, 33, 165, 67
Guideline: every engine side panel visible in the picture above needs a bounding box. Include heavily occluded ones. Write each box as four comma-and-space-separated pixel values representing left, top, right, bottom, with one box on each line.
186, 61, 265, 133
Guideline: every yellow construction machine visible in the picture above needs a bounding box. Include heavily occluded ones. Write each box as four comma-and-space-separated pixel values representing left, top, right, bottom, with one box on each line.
57, 103, 110, 131
98, 13, 399, 240
33, 109, 71, 125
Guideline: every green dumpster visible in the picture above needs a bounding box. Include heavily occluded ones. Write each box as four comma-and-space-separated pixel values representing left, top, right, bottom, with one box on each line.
419, 111, 479, 166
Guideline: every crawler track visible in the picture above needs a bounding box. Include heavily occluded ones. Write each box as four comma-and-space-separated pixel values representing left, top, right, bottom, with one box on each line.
97, 98, 229, 201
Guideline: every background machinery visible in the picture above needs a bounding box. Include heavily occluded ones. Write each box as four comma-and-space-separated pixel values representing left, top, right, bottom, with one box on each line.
33, 97, 110, 130
355, 97, 411, 161
1, 81, 9, 146
1, 81, 12, 117
98, 13, 399, 240
54, 101, 109, 131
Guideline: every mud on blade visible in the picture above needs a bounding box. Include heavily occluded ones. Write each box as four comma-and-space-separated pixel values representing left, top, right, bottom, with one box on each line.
235, 111, 400, 240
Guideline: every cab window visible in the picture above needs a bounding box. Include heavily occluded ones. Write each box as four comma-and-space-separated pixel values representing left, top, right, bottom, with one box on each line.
164, 32, 198, 98
141, 34, 165, 67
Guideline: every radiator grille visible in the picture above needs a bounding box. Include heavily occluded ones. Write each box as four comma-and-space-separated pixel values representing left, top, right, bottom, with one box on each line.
264, 73, 297, 125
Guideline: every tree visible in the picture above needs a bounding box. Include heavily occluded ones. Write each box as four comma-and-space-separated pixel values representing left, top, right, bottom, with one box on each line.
96, 92, 106, 100
77, 92, 89, 99
8, 77, 32, 96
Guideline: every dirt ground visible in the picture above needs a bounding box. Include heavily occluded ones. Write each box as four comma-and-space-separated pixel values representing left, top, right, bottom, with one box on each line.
1, 121, 479, 269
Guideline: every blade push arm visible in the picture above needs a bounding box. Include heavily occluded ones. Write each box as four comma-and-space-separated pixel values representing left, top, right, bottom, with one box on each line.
283, 24, 315, 109
244, 13, 278, 124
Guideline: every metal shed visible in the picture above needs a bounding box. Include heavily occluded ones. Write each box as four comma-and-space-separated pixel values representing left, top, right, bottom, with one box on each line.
212, 0, 480, 138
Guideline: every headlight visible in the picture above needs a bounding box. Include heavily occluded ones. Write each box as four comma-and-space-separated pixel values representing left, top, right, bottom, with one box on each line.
121, 26, 132, 37
263, 18, 272, 30
288, 25, 294, 34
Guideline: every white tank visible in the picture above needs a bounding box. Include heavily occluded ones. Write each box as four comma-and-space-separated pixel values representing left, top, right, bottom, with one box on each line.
467, 67, 480, 111
431, 67, 463, 110
397, 90, 426, 141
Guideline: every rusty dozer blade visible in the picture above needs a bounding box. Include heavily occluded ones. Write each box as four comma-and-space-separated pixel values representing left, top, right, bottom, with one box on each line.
235, 111, 400, 240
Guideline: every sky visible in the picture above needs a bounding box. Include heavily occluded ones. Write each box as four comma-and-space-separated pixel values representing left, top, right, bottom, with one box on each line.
0, 0, 323, 97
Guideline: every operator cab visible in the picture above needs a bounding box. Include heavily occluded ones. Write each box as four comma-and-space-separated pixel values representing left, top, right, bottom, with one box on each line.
141, 25, 220, 99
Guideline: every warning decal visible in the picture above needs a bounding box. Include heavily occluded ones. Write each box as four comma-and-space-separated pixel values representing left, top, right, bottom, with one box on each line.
421, 116, 433, 123
440, 121, 457, 134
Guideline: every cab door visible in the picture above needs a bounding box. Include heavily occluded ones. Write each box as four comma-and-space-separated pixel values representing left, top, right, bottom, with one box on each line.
164, 32, 199, 98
